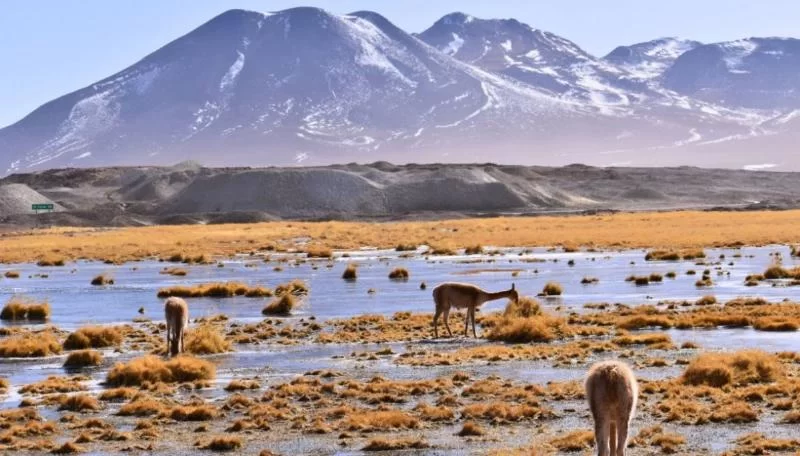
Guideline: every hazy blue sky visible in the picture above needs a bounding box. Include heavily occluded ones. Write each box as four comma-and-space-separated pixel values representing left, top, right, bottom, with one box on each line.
2, 0, 798, 127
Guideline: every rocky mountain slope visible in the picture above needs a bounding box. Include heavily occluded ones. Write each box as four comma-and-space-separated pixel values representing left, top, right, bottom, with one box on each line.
2, 163, 799, 226
1, 8, 799, 174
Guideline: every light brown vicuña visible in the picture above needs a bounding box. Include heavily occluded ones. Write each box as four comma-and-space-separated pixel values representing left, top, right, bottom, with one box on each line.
585, 360, 638, 456
164, 297, 189, 357
432, 282, 518, 338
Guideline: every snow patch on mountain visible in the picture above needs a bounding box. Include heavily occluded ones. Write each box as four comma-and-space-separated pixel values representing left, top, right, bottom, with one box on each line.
220, 51, 245, 91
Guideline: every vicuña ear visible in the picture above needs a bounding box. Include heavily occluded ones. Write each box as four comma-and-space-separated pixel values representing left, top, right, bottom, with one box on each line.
511, 283, 515, 290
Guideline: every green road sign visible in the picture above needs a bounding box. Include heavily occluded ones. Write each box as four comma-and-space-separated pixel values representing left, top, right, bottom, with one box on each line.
32, 203, 54, 211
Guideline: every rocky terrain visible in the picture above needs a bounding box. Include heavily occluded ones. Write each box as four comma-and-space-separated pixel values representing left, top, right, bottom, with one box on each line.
1, 8, 800, 173
1, 162, 798, 227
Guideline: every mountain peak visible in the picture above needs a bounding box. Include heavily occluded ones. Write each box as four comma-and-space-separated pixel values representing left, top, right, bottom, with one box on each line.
437, 12, 476, 26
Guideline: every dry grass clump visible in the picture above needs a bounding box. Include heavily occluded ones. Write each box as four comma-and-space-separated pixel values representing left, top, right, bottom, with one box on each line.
262, 294, 296, 316
457, 420, 485, 436
645, 249, 705, 261
37, 257, 66, 266
626, 275, 651, 286
763, 265, 800, 280
63, 326, 123, 350
163, 253, 213, 264
106, 355, 215, 387
732, 433, 800, 454
484, 299, 568, 343
19, 376, 87, 395
184, 325, 232, 355
51, 442, 85, 454
118, 397, 166, 416
752, 317, 799, 331
57, 394, 101, 412
157, 282, 272, 298
461, 401, 549, 422
362, 438, 428, 451
342, 263, 357, 280
197, 435, 243, 451
167, 404, 218, 421
613, 332, 674, 349
63, 350, 103, 368
160, 267, 188, 276
274, 279, 308, 296
695, 295, 717, 306
395, 243, 417, 252
539, 281, 562, 296
504, 297, 542, 318
343, 409, 420, 431
580, 276, 599, 284
549, 430, 595, 451
632, 425, 685, 453
681, 350, 783, 387
98, 388, 137, 401
305, 245, 333, 258
0, 331, 61, 357
0, 296, 51, 321
224, 379, 260, 392
464, 244, 484, 255
90, 274, 114, 286
388, 267, 410, 280
4, 271, 20, 278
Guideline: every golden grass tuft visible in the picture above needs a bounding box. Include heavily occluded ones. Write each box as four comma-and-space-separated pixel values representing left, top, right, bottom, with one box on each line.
645, 249, 705, 261
51, 442, 85, 454
681, 350, 783, 387
3, 271, 20, 278
549, 430, 595, 451
0, 331, 61, 357
118, 397, 166, 416
197, 436, 243, 452
57, 394, 101, 412
274, 279, 308, 296
224, 379, 260, 392
388, 267, 410, 280
184, 325, 232, 355
343, 410, 419, 431
464, 244, 484, 255
613, 332, 674, 348
751, 317, 799, 331
157, 282, 272, 298
20, 375, 86, 395
0, 296, 51, 321
106, 355, 216, 387
457, 420, 485, 436
342, 263, 357, 280
484, 300, 569, 343
503, 297, 542, 318
63, 326, 123, 350
540, 282, 562, 296
262, 294, 296, 316
160, 267, 188, 276
166, 404, 218, 421
461, 401, 548, 422
305, 245, 333, 258
63, 350, 103, 368
90, 274, 114, 286
363, 438, 428, 451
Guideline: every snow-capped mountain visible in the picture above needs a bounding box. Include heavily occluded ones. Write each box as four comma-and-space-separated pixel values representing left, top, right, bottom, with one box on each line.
417, 12, 650, 109
604, 38, 702, 81
663, 38, 800, 109
1, 8, 799, 174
